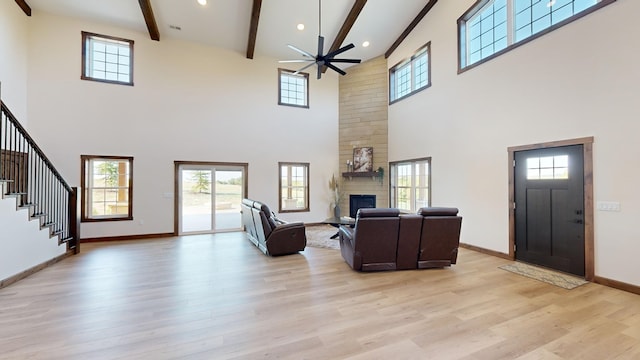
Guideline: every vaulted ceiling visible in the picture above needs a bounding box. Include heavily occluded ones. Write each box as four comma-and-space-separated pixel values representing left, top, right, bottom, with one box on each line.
18, 0, 437, 66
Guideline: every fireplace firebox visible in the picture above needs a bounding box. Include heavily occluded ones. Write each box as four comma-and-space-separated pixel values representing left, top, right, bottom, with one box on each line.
349, 195, 376, 218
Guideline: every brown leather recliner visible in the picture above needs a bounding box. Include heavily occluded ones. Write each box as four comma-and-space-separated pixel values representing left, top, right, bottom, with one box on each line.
338, 208, 401, 271
417, 207, 462, 268
241, 198, 306, 256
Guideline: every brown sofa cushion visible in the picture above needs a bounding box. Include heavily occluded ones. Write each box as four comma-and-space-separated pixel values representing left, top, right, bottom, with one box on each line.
357, 208, 400, 218
417, 207, 459, 217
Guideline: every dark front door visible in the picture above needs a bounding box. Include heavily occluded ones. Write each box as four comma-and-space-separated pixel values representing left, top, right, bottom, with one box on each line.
514, 145, 585, 276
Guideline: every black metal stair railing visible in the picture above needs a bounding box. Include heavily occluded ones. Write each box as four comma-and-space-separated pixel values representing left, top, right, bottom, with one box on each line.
0, 101, 79, 251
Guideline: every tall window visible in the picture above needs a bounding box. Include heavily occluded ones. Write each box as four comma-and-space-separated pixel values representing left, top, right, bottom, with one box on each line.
81, 155, 133, 221
278, 69, 309, 108
82, 31, 134, 86
279, 162, 309, 212
389, 43, 431, 104
390, 158, 431, 213
458, 0, 615, 71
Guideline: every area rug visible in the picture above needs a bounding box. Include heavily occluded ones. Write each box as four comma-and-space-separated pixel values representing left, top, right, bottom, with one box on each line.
305, 225, 340, 250
499, 262, 589, 290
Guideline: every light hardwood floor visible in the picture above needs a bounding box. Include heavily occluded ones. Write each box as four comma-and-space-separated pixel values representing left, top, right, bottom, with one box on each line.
1, 233, 639, 359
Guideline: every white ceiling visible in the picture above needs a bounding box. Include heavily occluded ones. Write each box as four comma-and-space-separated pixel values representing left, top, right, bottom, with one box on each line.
25, 0, 429, 65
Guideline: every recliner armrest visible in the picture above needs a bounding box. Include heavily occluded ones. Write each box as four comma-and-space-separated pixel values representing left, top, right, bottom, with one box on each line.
339, 225, 355, 240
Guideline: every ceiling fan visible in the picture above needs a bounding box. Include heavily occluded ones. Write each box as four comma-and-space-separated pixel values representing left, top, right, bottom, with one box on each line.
279, 0, 361, 79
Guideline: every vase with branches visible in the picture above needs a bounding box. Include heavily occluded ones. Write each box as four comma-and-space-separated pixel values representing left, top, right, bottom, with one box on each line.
328, 174, 343, 218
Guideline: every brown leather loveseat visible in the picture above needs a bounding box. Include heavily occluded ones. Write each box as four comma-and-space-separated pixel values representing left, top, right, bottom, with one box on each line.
338, 207, 462, 271
241, 198, 306, 256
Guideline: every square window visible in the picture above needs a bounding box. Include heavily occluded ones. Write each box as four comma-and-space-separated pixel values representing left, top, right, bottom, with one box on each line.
82, 32, 134, 86
278, 69, 309, 108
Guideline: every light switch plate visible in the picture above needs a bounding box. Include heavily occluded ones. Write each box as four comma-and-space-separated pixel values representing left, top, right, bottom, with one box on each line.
597, 201, 620, 212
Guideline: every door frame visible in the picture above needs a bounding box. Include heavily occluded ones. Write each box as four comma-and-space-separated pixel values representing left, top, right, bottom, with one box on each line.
507, 137, 594, 281
173, 161, 248, 236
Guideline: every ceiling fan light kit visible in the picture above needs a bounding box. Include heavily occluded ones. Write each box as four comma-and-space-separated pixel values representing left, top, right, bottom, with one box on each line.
280, 0, 361, 79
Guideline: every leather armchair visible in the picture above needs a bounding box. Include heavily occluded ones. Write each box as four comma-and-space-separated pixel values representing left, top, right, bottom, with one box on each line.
417, 207, 462, 268
339, 208, 401, 271
241, 198, 306, 256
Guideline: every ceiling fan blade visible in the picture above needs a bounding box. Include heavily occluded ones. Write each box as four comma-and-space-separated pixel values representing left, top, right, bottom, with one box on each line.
325, 63, 346, 76
287, 44, 315, 58
328, 58, 361, 64
294, 62, 318, 75
317, 36, 325, 57
325, 43, 355, 59
317, 64, 322, 80
279, 59, 315, 63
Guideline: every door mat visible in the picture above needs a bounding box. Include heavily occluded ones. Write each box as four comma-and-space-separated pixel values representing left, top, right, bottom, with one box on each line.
499, 262, 589, 290
305, 225, 340, 250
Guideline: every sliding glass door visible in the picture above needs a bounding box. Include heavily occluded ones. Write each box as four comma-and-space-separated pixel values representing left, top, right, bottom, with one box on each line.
178, 163, 245, 235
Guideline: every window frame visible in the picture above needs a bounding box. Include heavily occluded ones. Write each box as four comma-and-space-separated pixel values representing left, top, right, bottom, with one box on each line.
81, 31, 134, 86
389, 42, 431, 104
390, 157, 431, 213
278, 162, 310, 213
278, 68, 310, 108
81, 155, 134, 222
458, 0, 616, 73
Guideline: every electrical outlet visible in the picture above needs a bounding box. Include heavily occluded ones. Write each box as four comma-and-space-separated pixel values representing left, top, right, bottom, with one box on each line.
597, 201, 621, 212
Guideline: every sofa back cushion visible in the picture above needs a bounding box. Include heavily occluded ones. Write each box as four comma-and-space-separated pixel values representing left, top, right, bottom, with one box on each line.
417, 207, 459, 217
354, 208, 400, 268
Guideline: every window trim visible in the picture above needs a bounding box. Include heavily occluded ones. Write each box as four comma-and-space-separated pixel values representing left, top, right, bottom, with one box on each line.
278, 68, 310, 109
81, 31, 135, 86
457, 0, 616, 74
278, 162, 310, 213
389, 42, 431, 105
390, 157, 432, 213
81, 155, 134, 222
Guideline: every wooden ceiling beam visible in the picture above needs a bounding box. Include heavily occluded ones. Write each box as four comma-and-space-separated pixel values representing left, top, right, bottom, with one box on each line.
327, 0, 367, 55
384, 0, 437, 59
15, 0, 32, 16
138, 0, 160, 41
246, 0, 263, 59
322, 0, 367, 73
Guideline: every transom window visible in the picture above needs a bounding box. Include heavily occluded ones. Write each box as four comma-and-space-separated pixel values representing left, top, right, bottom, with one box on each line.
390, 158, 431, 212
390, 43, 431, 104
278, 69, 309, 108
458, 0, 616, 71
279, 162, 309, 212
82, 31, 134, 86
526, 155, 569, 180
81, 155, 133, 222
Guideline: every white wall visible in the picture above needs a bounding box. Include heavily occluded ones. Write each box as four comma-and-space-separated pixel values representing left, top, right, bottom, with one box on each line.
0, 0, 29, 122
25, 11, 340, 239
388, 1, 640, 286
0, 197, 67, 281
0, 2, 68, 281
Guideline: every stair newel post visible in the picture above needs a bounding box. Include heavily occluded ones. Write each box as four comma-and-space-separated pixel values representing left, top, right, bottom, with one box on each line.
69, 187, 81, 254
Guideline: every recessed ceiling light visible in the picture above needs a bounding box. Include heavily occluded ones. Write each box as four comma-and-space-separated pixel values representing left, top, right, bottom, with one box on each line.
297, 23, 305, 31
197, 0, 207, 6
362, 41, 370, 47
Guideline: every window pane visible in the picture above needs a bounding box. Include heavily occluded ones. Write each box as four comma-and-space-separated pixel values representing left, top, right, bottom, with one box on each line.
83, 156, 133, 221
460, 0, 606, 70
83, 33, 133, 85
279, 71, 308, 107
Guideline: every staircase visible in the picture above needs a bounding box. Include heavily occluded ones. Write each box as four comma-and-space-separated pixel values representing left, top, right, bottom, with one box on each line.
1, 90, 79, 284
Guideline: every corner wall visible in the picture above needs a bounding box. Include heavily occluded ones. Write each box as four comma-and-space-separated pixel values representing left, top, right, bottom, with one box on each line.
338, 56, 389, 213
387, 0, 640, 286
